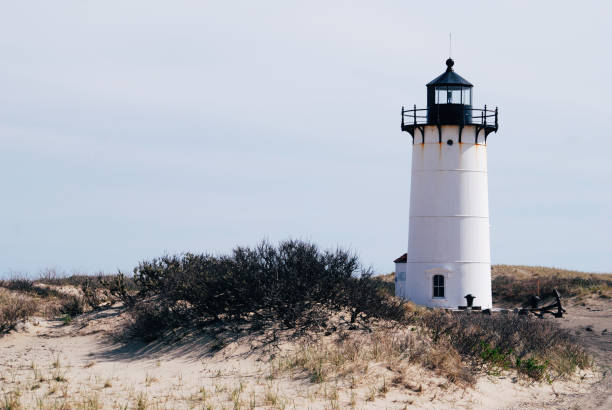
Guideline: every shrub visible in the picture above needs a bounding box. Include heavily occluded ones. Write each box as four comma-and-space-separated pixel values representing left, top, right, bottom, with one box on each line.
1, 276, 68, 300
81, 278, 104, 310
127, 240, 406, 338
0, 277, 35, 293
516, 357, 547, 380
343, 273, 405, 323
418, 310, 589, 380
99, 272, 135, 305
36, 271, 96, 288
36, 271, 136, 293
128, 298, 182, 341
60, 295, 86, 316
0, 289, 39, 332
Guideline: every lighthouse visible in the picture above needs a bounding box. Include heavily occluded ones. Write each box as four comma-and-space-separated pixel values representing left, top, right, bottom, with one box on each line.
394, 58, 498, 309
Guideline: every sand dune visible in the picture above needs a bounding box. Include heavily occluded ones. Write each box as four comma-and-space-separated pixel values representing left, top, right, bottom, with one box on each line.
1, 299, 607, 409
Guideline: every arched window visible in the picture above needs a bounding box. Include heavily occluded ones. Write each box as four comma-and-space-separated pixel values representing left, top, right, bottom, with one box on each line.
433, 275, 445, 298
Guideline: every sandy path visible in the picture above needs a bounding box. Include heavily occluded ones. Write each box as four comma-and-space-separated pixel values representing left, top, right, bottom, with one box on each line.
553, 297, 612, 409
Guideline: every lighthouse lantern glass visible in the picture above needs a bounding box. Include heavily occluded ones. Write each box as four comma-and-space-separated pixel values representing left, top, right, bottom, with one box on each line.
462, 88, 472, 105
435, 86, 468, 105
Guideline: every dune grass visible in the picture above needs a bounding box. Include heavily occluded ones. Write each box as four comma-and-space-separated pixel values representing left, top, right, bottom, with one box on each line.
418, 309, 590, 381
272, 326, 473, 388
491, 265, 612, 304
0, 288, 39, 332
0, 272, 135, 333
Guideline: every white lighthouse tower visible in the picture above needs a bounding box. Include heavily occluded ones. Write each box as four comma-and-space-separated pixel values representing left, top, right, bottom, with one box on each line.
394, 58, 498, 309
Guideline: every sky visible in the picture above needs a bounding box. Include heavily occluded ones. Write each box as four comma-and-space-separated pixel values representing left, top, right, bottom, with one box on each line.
1, 1, 611, 278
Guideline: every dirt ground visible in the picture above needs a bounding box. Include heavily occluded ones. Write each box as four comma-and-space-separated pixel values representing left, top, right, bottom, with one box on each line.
0, 299, 609, 409
552, 296, 612, 409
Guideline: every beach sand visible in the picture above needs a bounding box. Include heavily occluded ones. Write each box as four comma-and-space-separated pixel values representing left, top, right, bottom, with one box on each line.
0, 299, 608, 409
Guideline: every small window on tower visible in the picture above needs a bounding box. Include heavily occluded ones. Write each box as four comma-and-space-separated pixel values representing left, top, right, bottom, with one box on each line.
433, 275, 445, 298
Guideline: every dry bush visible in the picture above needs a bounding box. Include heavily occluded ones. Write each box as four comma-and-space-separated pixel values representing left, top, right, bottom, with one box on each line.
126, 298, 184, 341
1, 271, 139, 319
0, 277, 35, 292
418, 310, 590, 380
0, 277, 60, 299
59, 295, 86, 316
35, 270, 136, 305
373, 273, 395, 298
35, 270, 101, 288
492, 265, 612, 304
0, 275, 94, 319
0, 288, 39, 332
98, 272, 135, 305
273, 327, 473, 387
126, 240, 408, 340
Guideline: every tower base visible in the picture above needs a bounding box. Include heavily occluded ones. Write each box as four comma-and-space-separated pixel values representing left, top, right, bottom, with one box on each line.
395, 260, 492, 309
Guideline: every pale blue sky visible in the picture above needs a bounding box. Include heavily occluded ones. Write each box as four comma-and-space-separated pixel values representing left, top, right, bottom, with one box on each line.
1, 1, 611, 277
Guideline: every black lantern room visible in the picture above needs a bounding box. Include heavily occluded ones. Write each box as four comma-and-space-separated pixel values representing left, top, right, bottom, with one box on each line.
426, 58, 473, 124
401, 59, 498, 143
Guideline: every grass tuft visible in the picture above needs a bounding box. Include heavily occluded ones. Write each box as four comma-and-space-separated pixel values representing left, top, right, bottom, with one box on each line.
419, 310, 590, 381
